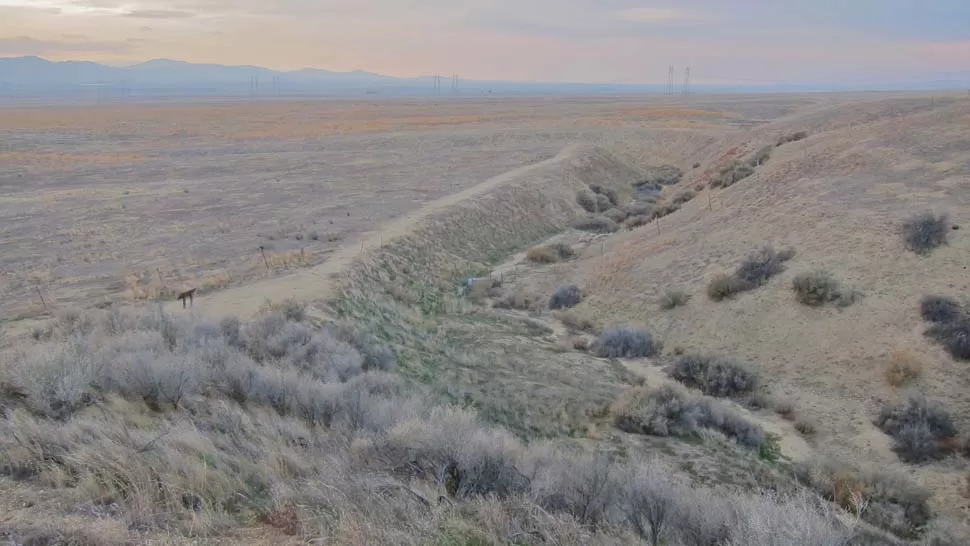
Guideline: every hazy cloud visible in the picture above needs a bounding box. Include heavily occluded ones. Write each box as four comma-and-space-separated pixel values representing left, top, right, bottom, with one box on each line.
0, 35, 136, 55
124, 9, 195, 19
616, 7, 706, 23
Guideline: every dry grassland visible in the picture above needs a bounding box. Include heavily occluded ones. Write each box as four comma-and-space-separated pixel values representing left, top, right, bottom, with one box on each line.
3, 92, 968, 545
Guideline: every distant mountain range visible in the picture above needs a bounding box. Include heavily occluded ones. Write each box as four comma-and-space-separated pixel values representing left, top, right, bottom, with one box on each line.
0, 56, 967, 100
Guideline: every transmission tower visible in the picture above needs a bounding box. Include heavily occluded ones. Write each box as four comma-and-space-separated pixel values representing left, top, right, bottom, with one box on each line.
452, 73, 459, 93
682, 66, 691, 95
666, 65, 675, 95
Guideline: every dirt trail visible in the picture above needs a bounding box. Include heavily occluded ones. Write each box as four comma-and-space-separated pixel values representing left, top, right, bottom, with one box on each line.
162, 147, 578, 320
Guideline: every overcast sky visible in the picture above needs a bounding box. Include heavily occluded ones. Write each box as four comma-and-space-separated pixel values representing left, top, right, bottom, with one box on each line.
1, 0, 968, 84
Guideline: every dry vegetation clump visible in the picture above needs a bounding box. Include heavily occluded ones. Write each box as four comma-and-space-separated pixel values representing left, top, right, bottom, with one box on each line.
776, 130, 809, 146
623, 201, 653, 217
794, 419, 817, 436
748, 145, 773, 167
614, 385, 776, 457
669, 354, 760, 398
602, 207, 629, 224
635, 165, 683, 187
920, 295, 965, 324
874, 395, 959, 463
554, 310, 599, 334
576, 189, 599, 213
709, 145, 776, 189
659, 289, 691, 310
549, 284, 582, 310
465, 276, 504, 304
593, 327, 660, 358
589, 184, 620, 208
671, 190, 696, 206
0, 307, 863, 545
791, 270, 860, 308
650, 202, 681, 220
526, 241, 575, 264
708, 246, 796, 301
624, 215, 651, 230
919, 294, 970, 361
494, 289, 544, 311
797, 456, 933, 539
571, 216, 619, 234
633, 182, 663, 202
526, 245, 561, 264
902, 211, 950, 255
709, 160, 755, 188
885, 349, 923, 388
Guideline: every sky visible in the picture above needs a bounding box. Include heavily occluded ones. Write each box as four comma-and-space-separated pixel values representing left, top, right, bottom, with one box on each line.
1, 0, 969, 84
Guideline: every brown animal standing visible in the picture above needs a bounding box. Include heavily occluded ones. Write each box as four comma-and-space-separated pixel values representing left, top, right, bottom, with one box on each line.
177, 288, 197, 309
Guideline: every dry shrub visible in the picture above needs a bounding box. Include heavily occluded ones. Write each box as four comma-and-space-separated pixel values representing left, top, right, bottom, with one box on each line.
920, 295, 964, 323
707, 274, 747, 302
595, 193, 613, 212
875, 395, 958, 463
669, 354, 759, 398
526, 246, 560, 264
902, 211, 949, 255
555, 311, 599, 334
593, 327, 660, 358
708, 246, 795, 302
671, 190, 696, 206
623, 201, 653, 217
614, 385, 768, 452
589, 184, 620, 207
635, 165, 682, 187
650, 203, 680, 220
776, 131, 808, 146
791, 270, 858, 307
885, 349, 923, 387
494, 289, 544, 311
572, 216, 619, 234
549, 284, 582, 310
602, 208, 629, 224
794, 419, 816, 436
659, 289, 690, 310
624, 215, 651, 230
797, 457, 932, 539
526, 243, 574, 264
576, 189, 599, 213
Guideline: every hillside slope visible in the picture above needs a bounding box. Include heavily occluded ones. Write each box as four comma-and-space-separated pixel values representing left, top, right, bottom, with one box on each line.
548, 96, 970, 521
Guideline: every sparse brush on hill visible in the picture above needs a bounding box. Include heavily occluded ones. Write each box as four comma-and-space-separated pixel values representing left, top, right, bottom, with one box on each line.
572, 216, 619, 234
791, 270, 860, 308
669, 354, 760, 398
0, 307, 861, 545
660, 289, 691, 310
874, 395, 959, 463
902, 211, 950, 255
549, 284, 582, 310
919, 295, 970, 360
708, 246, 795, 301
776, 131, 809, 147
593, 327, 660, 358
